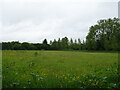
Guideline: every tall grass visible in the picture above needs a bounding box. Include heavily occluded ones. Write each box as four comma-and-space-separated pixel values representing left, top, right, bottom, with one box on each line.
2, 50, 119, 88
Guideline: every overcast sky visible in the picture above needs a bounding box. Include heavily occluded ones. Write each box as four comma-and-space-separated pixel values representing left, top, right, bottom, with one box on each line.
0, 0, 119, 43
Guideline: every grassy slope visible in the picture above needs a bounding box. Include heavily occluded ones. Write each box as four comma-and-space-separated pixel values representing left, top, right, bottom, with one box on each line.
2, 50, 119, 88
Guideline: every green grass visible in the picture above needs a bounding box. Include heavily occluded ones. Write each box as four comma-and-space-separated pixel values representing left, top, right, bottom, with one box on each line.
2, 50, 119, 88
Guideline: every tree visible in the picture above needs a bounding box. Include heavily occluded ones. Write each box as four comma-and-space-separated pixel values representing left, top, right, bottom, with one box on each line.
86, 17, 120, 51
78, 38, 81, 45
57, 38, 62, 50
61, 37, 69, 50
70, 38, 73, 45
43, 39, 47, 44
70, 38, 74, 50
78, 38, 81, 50
50, 40, 52, 45
43, 39, 48, 45
74, 39, 77, 44
21, 42, 31, 50
51, 39, 59, 50
13, 43, 22, 50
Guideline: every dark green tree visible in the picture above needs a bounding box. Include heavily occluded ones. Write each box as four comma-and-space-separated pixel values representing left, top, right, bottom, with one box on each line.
61, 37, 69, 50
43, 39, 48, 45
86, 18, 120, 51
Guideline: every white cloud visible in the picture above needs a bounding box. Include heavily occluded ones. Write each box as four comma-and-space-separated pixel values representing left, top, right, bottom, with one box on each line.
0, 1, 118, 43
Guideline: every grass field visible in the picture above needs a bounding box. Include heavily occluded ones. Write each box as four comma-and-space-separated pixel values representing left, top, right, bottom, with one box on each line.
2, 50, 119, 88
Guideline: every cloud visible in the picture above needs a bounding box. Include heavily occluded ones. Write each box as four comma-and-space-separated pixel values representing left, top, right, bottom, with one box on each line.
1, 1, 118, 43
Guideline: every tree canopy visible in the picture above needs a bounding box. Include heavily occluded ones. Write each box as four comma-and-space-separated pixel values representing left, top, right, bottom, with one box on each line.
86, 18, 120, 51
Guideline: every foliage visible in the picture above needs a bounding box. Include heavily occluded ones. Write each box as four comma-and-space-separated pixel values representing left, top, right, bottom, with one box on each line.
86, 18, 120, 51
2, 37, 83, 51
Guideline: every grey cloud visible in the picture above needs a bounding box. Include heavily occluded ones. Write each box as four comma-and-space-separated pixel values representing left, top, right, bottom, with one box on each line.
1, 2, 118, 43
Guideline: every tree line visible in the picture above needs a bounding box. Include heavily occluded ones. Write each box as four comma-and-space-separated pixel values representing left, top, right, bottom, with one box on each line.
2, 17, 120, 51
2, 37, 85, 50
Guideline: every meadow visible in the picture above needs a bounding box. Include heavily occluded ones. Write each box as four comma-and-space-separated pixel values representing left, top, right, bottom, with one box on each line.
2, 50, 119, 88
